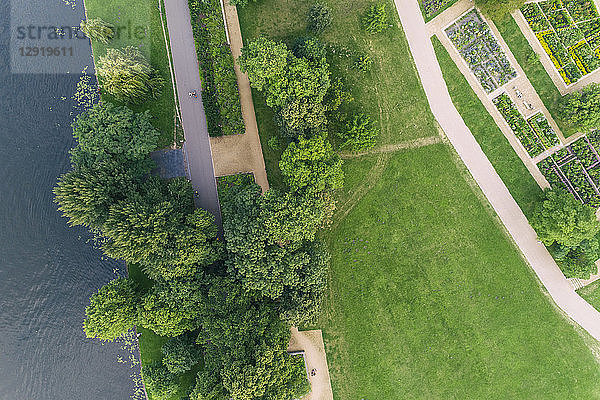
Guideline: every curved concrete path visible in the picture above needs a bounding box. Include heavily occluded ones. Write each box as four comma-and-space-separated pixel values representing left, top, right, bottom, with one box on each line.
394, 0, 600, 340
163, 0, 222, 228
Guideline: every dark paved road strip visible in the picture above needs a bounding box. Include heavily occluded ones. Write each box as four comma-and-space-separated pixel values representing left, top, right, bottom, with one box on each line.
163, 0, 222, 229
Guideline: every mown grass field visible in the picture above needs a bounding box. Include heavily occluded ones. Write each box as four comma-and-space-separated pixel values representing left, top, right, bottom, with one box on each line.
239, 0, 600, 398
84, 0, 177, 148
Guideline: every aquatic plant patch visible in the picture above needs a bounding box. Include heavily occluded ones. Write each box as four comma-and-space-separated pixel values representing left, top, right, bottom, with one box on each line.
420, 0, 459, 20
445, 9, 517, 93
522, 0, 600, 84
493, 93, 545, 157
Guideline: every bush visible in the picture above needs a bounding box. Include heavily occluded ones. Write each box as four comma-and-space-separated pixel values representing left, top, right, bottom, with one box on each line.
553, 239, 600, 279
353, 55, 373, 72
337, 113, 379, 151
142, 362, 180, 400
363, 3, 388, 34
307, 3, 332, 33
80, 18, 114, 44
161, 333, 203, 373
97, 46, 164, 104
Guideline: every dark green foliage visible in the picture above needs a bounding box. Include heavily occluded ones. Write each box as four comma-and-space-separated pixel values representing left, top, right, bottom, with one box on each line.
307, 3, 332, 33
280, 135, 344, 193
54, 162, 140, 229
531, 189, 600, 248
353, 55, 373, 72
475, 0, 525, 20
228, 0, 255, 7
363, 3, 388, 34
101, 176, 223, 280
189, 0, 244, 136
80, 18, 114, 44
97, 46, 164, 104
161, 333, 203, 373
191, 368, 228, 400
276, 98, 328, 139
293, 37, 327, 66
337, 113, 379, 151
142, 362, 180, 400
70, 103, 159, 169
324, 77, 354, 114
139, 276, 204, 337
558, 83, 600, 133
551, 239, 600, 279
83, 278, 139, 341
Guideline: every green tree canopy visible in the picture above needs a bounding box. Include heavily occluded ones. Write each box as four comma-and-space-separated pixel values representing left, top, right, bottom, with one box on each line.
97, 46, 164, 104
142, 362, 180, 400
102, 176, 223, 279
531, 189, 600, 248
280, 135, 344, 194
54, 161, 140, 229
83, 277, 139, 341
337, 113, 379, 152
474, 0, 525, 20
138, 276, 204, 337
161, 333, 203, 373
307, 3, 332, 34
70, 103, 159, 168
80, 18, 114, 44
557, 83, 600, 132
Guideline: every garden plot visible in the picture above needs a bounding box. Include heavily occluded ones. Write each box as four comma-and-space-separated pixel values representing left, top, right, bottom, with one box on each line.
445, 9, 517, 93
420, 0, 459, 21
537, 133, 600, 206
521, 0, 600, 85
493, 93, 559, 157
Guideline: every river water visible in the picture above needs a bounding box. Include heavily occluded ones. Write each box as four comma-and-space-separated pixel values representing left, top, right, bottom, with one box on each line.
0, 0, 139, 398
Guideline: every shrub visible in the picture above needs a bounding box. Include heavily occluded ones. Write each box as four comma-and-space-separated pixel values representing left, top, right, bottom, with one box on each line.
97, 46, 164, 104
353, 55, 373, 72
161, 333, 202, 373
142, 362, 179, 400
337, 113, 379, 151
80, 18, 114, 44
363, 3, 388, 34
307, 3, 332, 33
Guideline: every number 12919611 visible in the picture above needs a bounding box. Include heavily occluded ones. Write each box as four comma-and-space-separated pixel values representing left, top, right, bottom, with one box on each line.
19, 47, 74, 56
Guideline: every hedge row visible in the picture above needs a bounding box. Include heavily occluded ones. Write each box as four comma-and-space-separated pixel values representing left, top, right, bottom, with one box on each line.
189, 0, 244, 136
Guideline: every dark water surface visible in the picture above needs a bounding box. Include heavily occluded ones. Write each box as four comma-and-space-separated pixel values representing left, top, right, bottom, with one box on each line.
0, 0, 138, 399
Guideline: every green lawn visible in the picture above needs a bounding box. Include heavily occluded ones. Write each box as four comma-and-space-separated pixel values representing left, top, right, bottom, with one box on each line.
239, 0, 600, 398
493, 16, 576, 137
578, 280, 600, 312
432, 36, 543, 218
84, 0, 177, 148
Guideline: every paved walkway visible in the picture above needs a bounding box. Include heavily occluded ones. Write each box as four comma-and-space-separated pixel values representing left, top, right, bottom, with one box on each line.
209, 1, 269, 192
163, 0, 222, 228
287, 328, 334, 400
395, 0, 600, 341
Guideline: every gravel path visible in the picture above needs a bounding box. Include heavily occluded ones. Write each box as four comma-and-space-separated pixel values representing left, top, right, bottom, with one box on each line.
395, 0, 600, 340
163, 0, 222, 228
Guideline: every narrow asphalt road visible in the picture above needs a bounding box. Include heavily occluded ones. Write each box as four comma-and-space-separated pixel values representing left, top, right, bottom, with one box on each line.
394, 0, 600, 340
163, 0, 222, 229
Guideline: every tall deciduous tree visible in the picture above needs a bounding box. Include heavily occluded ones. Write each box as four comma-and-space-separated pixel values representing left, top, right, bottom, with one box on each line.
161, 333, 203, 373
142, 362, 180, 400
531, 189, 600, 248
83, 278, 139, 341
279, 135, 344, 194
557, 83, 600, 132
97, 46, 164, 104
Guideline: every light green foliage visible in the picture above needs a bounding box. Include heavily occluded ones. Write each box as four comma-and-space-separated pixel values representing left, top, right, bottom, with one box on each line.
280, 135, 344, 193
558, 83, 600, 133
363, 3, 388, 34
139, 277, 204, 337
70, 103, 159, 168
97, 46, 164, 104
80, 18, 114, 44
475, 0, 525, 20
238, 37, 290, 97
338, 113, 379, 151
142, 362, 180, 400
324, 77, 354, 114
83, 278, 139, 341
101, 177, 223, 280
531, 189, 600, 248
161, 333, 203, 373
54, 162, 140, 229
307, 3, 332, 33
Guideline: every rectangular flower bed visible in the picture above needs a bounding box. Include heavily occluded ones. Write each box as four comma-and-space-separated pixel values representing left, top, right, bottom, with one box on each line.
445, 9, 517, 93
420, 0, 459, 20
493, 93, 545, 157
527, 112, 560, 148
570, 136, 600, 168
522, 0, 600, 84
